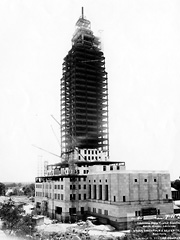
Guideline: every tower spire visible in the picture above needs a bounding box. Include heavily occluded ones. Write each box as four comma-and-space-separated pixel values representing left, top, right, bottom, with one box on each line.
82, 7, 84, 19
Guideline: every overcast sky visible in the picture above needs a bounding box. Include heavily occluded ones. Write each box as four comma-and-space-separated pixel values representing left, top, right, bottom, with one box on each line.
0, 0, 180, 182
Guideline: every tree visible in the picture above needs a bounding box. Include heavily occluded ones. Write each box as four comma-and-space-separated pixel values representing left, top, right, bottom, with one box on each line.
0, 182, 5, 196
0, 199, 23, 234
0, 199, 36, 237
15, 214, 36, 237
23, 183, 35, 197
171, 179, 180, 191
5, 182, 17, 188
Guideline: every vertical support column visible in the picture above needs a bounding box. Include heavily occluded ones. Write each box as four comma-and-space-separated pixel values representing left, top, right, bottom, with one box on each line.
97, 184, 99, 200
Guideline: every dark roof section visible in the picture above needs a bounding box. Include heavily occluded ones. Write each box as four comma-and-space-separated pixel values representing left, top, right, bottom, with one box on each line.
48, 160, 125, 168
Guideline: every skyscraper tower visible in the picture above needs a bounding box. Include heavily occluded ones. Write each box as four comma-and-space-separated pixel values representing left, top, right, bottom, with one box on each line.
35, 9, 173, 227
61, 8, 109, 160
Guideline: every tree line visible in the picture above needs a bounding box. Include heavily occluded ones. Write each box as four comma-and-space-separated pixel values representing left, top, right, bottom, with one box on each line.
0, 182, 35, 197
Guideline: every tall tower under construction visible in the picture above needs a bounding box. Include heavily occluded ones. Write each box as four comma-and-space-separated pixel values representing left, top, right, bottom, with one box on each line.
35, 9, 173, 228
61, 8, 109, 161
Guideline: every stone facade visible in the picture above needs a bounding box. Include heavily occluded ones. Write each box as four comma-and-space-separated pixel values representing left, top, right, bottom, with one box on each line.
35, 162, 173, 229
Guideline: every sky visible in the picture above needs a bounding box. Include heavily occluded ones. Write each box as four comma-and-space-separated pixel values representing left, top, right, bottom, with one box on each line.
0, 0, 180, 182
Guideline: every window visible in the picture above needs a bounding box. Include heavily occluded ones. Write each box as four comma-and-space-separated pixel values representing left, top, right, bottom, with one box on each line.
61, 185, 63, 189
89, 185, 91, 199
79, 185, 81, 189
58, 185, 60, 189
117, 165, 120, 170
73, 185, 76, 190
123, 196, 126, 202
144, 179, 147, 182
79, 194, 81, 200
99, 185, 102, 200
93, 208, 96, 213
166, 194, 168, 199
61, 194, 63, 200
142, 208, 157, 216
55, 193, 57, 199
103, 166, 106, 171
94, 180, 96, 182
104, 185, 108, 201
69, 208, 76, 215
56, 207, 62, 214
135, 211, 141, 217
70, 185, 72, 190
70, 194, 75, 200
88, 207, 91, 212
154, 179, 157, 182
134, 179, 137, 182
84, 194, 86, 200
110, 166, 113, 170
81, 207, 84, 214
93, 185, 97, 199
114, 196, 116, 202
98, 209, 102, 214
83, 177, 86, 181
104, 210, 108, 215
58, 194, 60, 200
84, 185, 86, 189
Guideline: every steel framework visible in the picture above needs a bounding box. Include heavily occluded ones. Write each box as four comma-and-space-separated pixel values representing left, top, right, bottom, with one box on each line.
60, 11, 109, 159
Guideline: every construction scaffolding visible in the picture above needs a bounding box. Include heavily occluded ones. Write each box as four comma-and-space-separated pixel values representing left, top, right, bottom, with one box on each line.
60, 10, 109, 159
